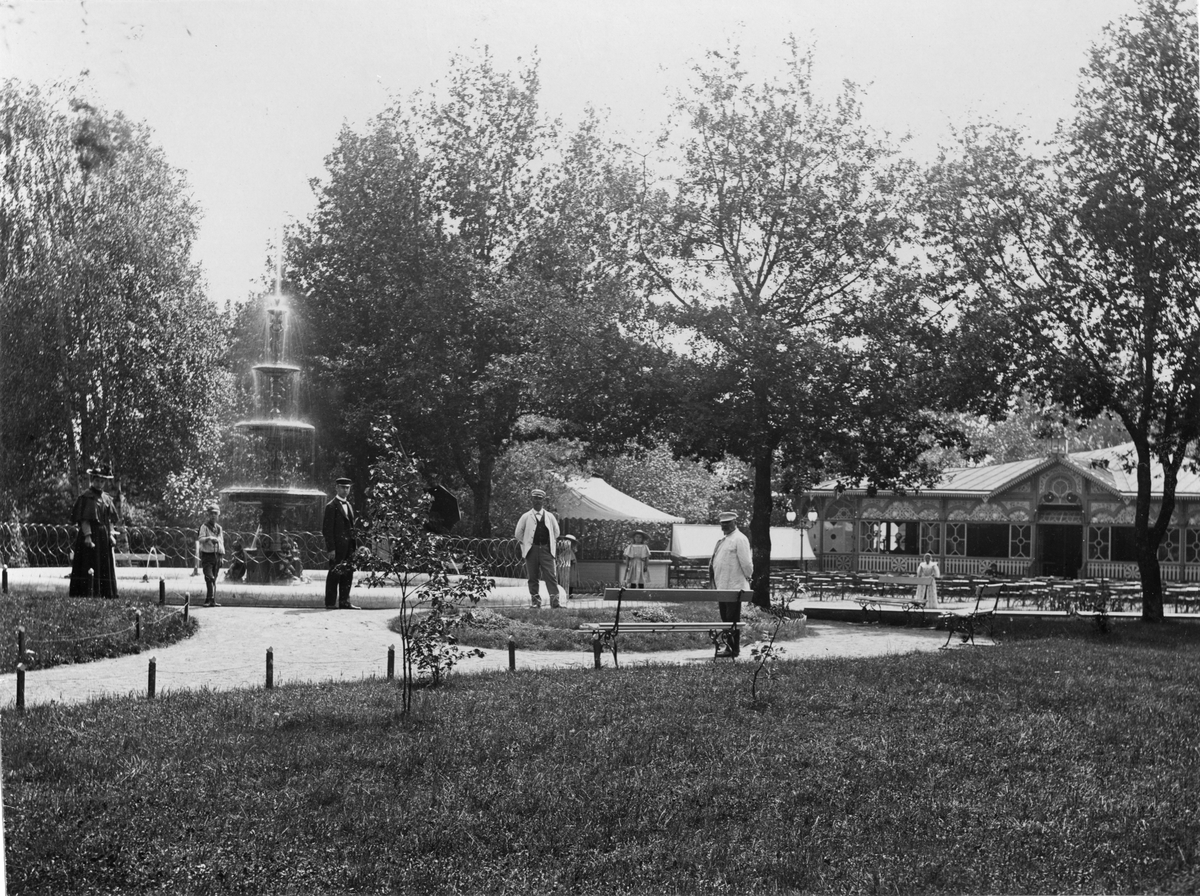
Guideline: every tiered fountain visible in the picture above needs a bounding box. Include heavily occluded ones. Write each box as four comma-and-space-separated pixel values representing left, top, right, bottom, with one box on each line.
221, 282, 326, 583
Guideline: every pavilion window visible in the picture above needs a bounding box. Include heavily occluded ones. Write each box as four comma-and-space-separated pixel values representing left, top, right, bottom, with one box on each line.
946, 523, 966, 556
1186, 529, 1200, 565
966, 523, 1008, 558
1108, 525, 1181, 563
859, 520, 918, 554
1110, 527, 1138, 562
919, 522, 941, 555
1089, 526, 1111, 562
1158, 528, 1181, 563
1009, 524, 1032, 559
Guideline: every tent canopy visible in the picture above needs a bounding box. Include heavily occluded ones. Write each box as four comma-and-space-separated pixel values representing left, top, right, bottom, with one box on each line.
670, 524, 816, 561
557, 477, 684, 523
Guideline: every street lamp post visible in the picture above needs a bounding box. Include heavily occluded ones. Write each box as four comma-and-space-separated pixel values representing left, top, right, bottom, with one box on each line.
787, 503, 819, 571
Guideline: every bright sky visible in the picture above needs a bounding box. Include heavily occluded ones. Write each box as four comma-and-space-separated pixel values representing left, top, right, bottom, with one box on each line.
1, 0, 1149, 308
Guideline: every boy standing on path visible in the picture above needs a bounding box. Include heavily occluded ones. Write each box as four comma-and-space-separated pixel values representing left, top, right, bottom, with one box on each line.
514, 488, 561, 608
197, 502, 225, 607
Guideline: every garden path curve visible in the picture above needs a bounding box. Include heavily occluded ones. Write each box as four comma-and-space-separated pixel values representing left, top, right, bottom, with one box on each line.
0, 605, 959, 709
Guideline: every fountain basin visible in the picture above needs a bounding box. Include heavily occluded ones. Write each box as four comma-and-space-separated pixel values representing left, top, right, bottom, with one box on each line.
234, 420, 316, 435
253, 363, 301, 375
220, 486, 328, 505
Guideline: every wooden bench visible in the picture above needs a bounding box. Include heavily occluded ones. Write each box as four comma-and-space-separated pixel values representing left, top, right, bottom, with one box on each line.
855, 575, 934, 624
582, 588, 752, 662
937, 583, 1005, 647
114, 549, 166, 569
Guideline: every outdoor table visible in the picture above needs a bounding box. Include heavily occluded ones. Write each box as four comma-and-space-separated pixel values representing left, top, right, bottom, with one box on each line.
806, 577, 833, 601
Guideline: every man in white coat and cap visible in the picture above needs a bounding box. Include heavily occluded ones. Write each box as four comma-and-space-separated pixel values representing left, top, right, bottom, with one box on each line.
710, 510, 752, 657
514, 487, 562, 608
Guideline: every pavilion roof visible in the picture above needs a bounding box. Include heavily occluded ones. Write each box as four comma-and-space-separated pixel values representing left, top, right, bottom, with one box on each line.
810, 443, 1200, 501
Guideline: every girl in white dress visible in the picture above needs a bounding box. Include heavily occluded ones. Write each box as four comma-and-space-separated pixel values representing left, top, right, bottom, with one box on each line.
622, 530, 651, 588
916, 552, 941, 608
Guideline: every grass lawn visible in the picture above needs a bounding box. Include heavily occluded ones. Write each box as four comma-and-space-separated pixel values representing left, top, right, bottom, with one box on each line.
0, 591, 197, 673
3, 616, 1199, 895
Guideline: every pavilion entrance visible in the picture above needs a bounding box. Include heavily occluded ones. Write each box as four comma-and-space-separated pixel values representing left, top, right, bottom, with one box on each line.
1038, 524, 1084, 578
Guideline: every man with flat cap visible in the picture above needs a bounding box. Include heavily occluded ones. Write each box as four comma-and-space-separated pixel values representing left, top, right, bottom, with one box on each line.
514, 487, 562, 608
323, 476, 359, 609
710, 510, 752, 658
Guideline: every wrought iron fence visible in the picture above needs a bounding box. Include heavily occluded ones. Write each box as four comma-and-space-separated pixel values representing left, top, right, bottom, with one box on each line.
0, 523, 527, 581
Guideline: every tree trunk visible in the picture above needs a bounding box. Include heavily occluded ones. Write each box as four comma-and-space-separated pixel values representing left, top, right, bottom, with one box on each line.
469, 451, 495, 538
750, 446, 774, 609
1134, 447, 1166, 621
1136, 548, 1165, 622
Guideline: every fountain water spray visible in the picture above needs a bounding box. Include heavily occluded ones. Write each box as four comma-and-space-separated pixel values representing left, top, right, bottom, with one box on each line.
220, 238, 326, 583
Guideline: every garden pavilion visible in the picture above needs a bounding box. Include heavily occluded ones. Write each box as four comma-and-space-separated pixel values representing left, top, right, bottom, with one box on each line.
805, 443, 1200, 582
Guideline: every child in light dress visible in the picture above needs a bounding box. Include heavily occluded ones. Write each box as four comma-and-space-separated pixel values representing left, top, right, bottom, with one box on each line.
916, 552, 941, 608
622, 529, 651, 589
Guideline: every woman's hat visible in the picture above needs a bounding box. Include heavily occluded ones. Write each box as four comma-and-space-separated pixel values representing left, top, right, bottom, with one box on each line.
563, 534, 578, 542
87, 465, 114, 479
631, 529, 647, 538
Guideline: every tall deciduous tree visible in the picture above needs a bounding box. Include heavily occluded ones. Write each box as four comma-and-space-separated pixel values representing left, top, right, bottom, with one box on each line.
290, 49, 549, 534
644, 40, 955, 606
922, 0, 1198, 620
290, 50, 658, 534
0, 81, 226, 520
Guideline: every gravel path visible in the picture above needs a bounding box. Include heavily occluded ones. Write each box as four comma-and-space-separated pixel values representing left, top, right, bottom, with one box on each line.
0, 604, 961, 708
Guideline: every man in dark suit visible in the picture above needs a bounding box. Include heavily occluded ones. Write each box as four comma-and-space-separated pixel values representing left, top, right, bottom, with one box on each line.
322, 476, 359, 609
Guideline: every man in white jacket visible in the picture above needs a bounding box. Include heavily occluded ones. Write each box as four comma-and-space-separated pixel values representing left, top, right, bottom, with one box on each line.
514, 488, 562, 608
710, 510, 752, 657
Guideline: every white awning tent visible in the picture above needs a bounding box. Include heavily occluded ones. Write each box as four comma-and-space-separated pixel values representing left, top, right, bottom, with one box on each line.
557, 477, 685, 522
670, 523, 816, 561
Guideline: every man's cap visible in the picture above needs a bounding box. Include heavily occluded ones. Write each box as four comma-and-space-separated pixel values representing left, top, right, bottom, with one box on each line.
204, 502, 219, 512
718, 511, 738, 523
88, 465, 114, 479
530, 488, 546, 498
335, 477, 353, 485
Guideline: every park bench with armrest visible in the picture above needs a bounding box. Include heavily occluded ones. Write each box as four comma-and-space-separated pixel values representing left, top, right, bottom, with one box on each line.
581, 587, 751, 661
854, 575, 934, 624
938, 583, 1004, 647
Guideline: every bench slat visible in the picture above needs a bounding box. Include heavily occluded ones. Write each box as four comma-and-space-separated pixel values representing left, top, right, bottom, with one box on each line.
581, 622, 745, 631
114, 552, 163, 563
602, 588, 750, 602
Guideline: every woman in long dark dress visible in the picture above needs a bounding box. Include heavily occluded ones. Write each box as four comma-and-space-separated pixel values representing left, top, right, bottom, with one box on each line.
68, 467, 121, 598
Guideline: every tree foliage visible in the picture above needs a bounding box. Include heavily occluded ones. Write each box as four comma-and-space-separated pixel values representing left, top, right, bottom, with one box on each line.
289, 49, 655, 534
0, 81, 226, 521
644, 40, 958, 605
922, 0, 1199, 619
